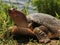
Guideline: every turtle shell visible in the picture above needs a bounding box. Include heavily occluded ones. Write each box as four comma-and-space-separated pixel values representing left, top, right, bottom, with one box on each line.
26, 13, 60, 33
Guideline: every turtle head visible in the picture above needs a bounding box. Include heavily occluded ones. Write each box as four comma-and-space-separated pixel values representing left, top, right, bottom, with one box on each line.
8, 8, 28, 27
8, 8, 16, 18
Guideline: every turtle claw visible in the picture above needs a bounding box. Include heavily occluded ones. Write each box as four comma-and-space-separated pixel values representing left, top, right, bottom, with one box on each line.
33, 27, 50, 43
39, 38, 50, 43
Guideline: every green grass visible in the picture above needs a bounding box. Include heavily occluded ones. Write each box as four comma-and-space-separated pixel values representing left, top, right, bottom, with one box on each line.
0, 0, 16, 45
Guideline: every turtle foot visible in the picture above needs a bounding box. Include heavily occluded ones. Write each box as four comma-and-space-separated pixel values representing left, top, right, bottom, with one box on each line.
33, 27, 50, 43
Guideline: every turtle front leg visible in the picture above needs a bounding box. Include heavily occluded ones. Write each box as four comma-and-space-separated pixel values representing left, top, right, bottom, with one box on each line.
33, 26, 50, 43
28, 22, 40, 31
28, 22, 33, 30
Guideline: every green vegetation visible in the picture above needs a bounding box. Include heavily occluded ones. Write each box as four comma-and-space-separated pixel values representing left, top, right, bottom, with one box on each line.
0, 0, 60, 45
31, 0, 60, 17
0, 0, 16, 45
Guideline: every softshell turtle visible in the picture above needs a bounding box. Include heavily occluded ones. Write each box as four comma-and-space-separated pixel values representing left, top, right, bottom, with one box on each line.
8, 8, 60, 43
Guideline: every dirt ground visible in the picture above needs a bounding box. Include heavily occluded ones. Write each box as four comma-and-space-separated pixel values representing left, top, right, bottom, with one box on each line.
17, 40, 60, 45
12, 35, 60, 45
25, 40, 60, 45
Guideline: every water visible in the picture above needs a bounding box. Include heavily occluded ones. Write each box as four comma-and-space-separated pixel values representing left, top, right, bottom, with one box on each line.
2, 0, 37, 14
